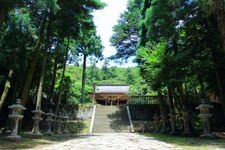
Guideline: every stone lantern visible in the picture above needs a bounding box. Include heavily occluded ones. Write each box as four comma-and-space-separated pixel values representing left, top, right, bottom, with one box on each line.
182, 111, 192, 135
169, 112, 177, 135
196, 99, 214, 138
160, 114, 167, 133
45, 109, 56, 135
153, 113, 160, 132
7, 99, 26, 140
56, 112, 63, 134
31, 106, 45, 136
62, 114, 69, 133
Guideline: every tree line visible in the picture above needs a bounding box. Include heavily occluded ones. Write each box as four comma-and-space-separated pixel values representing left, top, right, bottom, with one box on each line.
0, 0, 104, 115
111, 0, 225, 115
62, 59, 149, 105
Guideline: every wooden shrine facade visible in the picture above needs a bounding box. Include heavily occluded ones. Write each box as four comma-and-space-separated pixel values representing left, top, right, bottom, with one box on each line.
90, 84, 130, 106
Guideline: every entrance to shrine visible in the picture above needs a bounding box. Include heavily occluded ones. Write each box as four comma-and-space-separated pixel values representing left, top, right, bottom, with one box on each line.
89, 84, 130, 106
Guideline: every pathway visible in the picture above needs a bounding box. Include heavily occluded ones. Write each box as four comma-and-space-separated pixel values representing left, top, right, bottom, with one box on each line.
31, 133, 182, 150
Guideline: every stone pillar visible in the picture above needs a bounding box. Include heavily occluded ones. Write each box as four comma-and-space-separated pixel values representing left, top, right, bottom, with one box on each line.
62, 114, 69, 133
56, 113, 62, 134
182, 111, 192, 135
31, 107, 45, 137
7, 99, 26, 140
160, 114, 167, 133
45, 109, 56, 135
196, 100, 214, 138
153, 113, 160, 132
169, 113, 177, 135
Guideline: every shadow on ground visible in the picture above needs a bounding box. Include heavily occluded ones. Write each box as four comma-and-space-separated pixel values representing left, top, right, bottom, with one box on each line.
144, 133, 225, 150
106, 106, 130, 132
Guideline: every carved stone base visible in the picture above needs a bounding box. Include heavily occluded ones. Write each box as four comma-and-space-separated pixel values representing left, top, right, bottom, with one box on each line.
29, 132, 43, 138
182, 131, 193, 136
200, 133, 216, 139
169, 131, 178, 135
6, 135, 22, 141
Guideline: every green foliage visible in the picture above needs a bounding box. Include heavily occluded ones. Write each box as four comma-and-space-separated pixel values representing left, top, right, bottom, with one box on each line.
110, 0, 142, 62
61, 65, 151, 104
68, 121, 87, 134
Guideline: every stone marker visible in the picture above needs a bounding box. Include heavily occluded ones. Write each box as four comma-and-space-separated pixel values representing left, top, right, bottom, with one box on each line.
45, 109, 56, 135
169, 113, 177, 135
31, 106, 45, 137
160, 114, 167, 133
182, 111, 192, 135
196, 99, 214, 138
153, 113, 160, 132
7, 99, 26, 140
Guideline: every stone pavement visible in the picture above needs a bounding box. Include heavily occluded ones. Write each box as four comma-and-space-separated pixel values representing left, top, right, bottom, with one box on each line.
31, 133, 182, 150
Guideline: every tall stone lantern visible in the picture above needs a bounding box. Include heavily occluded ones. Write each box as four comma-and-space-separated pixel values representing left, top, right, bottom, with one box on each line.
196, 99, 214, 138
7, 99, 26, 140
31, 106, 45, 136
182, 110, 192, 135
169, 112, 177, 135
45, 109, 56, 135
153, 113, 160, 132
56, 112, 63, 134
62, 114, 69, 133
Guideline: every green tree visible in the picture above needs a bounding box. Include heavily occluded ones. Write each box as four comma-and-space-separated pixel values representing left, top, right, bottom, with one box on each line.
110, 0, 142, 62
76, 22, 103, 103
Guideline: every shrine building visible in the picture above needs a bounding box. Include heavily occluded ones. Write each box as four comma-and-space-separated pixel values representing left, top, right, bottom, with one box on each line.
90, 84, 130, 105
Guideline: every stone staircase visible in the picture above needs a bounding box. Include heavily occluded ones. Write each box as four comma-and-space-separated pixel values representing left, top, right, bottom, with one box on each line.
93, 105, 131, 133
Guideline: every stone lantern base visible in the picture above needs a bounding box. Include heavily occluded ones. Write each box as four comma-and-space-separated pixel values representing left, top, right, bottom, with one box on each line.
6, 135, 22, 141
200, 133, 216, 139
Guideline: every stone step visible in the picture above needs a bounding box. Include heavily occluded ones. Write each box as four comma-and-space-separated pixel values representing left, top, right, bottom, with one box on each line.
93, 106, 131, 133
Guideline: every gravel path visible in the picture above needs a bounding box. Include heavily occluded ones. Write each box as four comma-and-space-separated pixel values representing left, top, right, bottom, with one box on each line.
31, 133, 182, 150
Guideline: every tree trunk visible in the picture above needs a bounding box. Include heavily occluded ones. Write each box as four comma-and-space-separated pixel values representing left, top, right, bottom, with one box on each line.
56, 38, 70, 113
215, 68, 225, 115
167, 87, 174, 113
213, 0, 225, 51
20, 17, 47, 105
0, 69, 13, 111
0, 6, 7, 28
177, 83, 187, 110
172, 88, 182, 113
49, 57, 58, 104
20, 57, 38, 105
81, 54, 87, 103
36, 16, 53, 109
157, 90, 166, 115
35, 51, 47, 109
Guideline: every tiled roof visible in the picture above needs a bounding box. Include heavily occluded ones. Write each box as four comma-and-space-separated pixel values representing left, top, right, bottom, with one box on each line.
95, 85, 130, 94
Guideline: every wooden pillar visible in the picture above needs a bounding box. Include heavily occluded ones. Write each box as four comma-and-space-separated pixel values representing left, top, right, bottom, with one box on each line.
117, 99, 119, 106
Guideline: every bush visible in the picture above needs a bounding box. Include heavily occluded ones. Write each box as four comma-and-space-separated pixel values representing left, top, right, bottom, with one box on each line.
68, 120, 86, 134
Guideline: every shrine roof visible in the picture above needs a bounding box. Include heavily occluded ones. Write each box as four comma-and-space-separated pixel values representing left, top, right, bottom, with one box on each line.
95, 84, 130, 94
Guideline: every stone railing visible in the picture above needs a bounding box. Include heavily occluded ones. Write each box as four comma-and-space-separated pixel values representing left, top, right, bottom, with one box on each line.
128, 96, 159, 105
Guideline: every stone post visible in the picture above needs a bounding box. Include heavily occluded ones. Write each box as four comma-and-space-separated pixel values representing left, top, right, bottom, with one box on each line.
56, 112, 62, 134
31, 106, 45, 137
45, 109, 56, 135
62, 114, 69, 133
169, 113, 177, 135
7, 99, 26, 140
153, 113, 160, 132
196, 99, 214, 138
182, 111, 192, 135
160, 114, 167, 133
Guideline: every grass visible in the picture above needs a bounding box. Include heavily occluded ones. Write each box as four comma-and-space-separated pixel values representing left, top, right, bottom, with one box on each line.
144, 133, 225, 150
83, 118, 92, 133
0, 119, 92, 149
0, 134, 78, 149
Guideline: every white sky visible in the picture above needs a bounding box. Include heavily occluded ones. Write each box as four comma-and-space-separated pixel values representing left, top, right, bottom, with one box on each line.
92, 0, 137, 68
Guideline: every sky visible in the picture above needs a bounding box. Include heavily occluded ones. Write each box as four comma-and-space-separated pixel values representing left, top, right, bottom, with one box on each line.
92, 0, 137, 68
